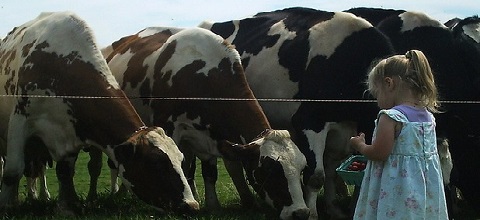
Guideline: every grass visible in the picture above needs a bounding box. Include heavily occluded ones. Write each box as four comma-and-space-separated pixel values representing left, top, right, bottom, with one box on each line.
4, 152, 278, 219
4, 152, 480, 219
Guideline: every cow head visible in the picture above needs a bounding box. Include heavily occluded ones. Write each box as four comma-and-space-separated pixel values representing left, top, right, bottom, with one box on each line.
112, 127, 199, 213
218, 130, 309, 220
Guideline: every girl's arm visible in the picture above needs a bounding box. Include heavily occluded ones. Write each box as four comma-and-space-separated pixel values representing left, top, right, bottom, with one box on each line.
350, 114, 396, 161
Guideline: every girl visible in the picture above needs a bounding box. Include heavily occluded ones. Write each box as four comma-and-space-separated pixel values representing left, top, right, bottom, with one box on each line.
350, 50, 448, 219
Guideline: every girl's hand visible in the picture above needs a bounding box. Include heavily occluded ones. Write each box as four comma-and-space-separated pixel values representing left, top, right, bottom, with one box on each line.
350, 132, 366, 152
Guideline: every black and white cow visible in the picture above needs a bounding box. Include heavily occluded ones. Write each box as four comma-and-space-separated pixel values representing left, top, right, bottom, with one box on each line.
0, 12, 199, 214
101, 27, 309, 219
199, 7, 395, 219
347, 9, 480, 217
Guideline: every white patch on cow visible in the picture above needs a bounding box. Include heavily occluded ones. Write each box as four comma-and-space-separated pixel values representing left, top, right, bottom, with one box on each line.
238, 21, 299, 127
106, 48, 154, 122
146, 127, 198, 204
138, 27, 184, 38
437, 138, 453, 185
303, 127, 328, 174
105, 49, 133, 85
169, 113, 221, 160
399, 11, 447, 33
151, 27, 241, 87
463, 22, 480, 43
21, 91, 83, 161
309, 12, 372, 60
254, 130, 308, 219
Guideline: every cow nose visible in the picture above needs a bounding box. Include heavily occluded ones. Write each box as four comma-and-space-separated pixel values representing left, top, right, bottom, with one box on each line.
292, 208, 310, 220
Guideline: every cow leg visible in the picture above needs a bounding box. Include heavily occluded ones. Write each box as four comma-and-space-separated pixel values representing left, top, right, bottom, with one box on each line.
323, 122, 356, 219
324, 154, 349, 219
87, 147, 102, 200
0, 156, 4, 180
26, 176, 38, 199
180, 146, 199, 200
222, 159, 256, 208
187, 156, 199, 200
301, 129, 328, 220
303, 161, 324, 220
202, 158, 221, 211
56, 155, 81, 216
38, 165, 51, 201
0, 131, 26, 207
106, 158, 120, 194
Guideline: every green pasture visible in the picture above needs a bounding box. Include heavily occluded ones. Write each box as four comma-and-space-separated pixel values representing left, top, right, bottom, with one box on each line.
5, 152, 290, 219
3, 152, 478, 219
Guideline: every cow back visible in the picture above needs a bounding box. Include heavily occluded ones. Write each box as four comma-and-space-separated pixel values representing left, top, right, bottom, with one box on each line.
0, 11, 145, 147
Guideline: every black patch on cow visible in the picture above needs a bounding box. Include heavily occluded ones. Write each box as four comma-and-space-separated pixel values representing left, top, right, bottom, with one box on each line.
210, 21, 235, 39
379, 14, 479, 100
451, 16, 480, 91
24, 136, 53, 178
231, 17, 281, 56
121, 142, 186, 210
277, 33, 309, 83
345, 7, 405, 26
253, 156, 292, 210
223, 7, 335, 61
114, 142, 135, 164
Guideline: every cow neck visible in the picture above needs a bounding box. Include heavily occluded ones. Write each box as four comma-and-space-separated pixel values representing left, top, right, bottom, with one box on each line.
207, 63, 271, 144
70, 91, 147, 146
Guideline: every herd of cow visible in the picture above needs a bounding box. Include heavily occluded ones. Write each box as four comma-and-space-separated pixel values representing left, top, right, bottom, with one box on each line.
0, 6, 478, 220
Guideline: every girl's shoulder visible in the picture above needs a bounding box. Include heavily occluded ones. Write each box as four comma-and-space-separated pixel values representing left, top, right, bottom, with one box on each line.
378, 108, 409, 123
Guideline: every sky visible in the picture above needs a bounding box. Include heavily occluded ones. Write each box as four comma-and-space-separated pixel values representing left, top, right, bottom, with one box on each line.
1, 1, 479, 47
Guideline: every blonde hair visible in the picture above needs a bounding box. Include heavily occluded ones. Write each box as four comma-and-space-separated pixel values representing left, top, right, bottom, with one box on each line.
367, 50, 440, 112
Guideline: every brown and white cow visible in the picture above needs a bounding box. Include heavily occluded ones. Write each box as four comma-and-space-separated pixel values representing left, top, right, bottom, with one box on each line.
101, 27, 309, 219
0, 11, 198, 214
199, 7, 395, 219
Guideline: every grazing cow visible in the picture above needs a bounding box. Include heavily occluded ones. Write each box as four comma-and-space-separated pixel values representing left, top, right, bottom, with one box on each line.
101, 27, 309, 219
0, 12, 199, 214
347, 9, 480, 217
199, 7, 395, 219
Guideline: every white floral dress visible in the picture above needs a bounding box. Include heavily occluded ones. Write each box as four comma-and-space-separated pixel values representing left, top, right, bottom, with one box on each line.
353, 108, 448, 219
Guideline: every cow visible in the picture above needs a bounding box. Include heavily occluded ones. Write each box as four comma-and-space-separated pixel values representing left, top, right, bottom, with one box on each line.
100, 27, 309, 219
199, 7, 395, 219
345, 9, 480, 218
0, 11, 199, 215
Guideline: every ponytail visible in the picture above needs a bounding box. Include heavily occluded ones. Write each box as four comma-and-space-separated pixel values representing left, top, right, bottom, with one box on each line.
367, 50, 440, 112
404, 50, 440, 112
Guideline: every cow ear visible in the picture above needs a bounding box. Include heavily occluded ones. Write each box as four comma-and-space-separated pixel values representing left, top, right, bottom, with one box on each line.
217, 140, 260, 161
114, 142, 135, 164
